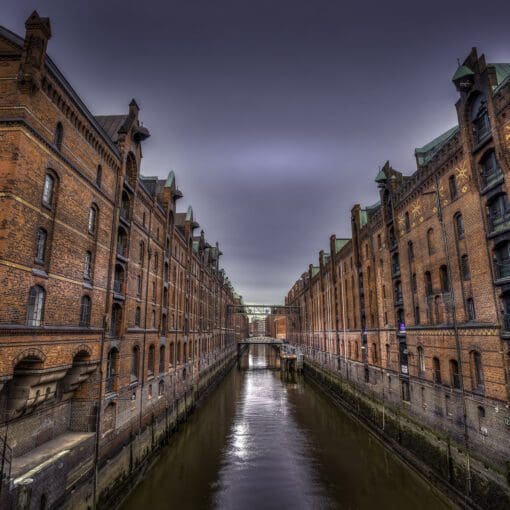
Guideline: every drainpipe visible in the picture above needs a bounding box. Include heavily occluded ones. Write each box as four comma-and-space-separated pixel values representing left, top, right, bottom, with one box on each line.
93, 160, 120, 509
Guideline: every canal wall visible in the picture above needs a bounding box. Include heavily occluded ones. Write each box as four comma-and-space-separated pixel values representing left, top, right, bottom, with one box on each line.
56, 347, 239, 510
302, 357, 510, 510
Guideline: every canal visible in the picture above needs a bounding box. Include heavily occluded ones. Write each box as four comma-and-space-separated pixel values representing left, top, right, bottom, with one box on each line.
121, 345, 452, 510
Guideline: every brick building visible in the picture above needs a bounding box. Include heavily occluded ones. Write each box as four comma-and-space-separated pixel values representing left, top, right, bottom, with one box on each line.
0, 12, 247, 508
265, 314, 287, 339
286, 48, 510, 473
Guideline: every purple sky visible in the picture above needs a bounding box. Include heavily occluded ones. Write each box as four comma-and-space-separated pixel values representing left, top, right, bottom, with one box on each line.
5, 1, 510, 304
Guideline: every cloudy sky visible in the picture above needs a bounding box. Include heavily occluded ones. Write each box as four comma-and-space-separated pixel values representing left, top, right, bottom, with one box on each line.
5, 1, 510, 303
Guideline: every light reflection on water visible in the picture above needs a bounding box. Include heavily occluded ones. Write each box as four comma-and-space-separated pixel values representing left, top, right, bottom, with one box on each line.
121, 345, 452, 510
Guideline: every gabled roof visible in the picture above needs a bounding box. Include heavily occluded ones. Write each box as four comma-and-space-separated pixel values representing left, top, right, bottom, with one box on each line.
491, 63, 510, 91
415, 125, 459, 165
334, 238, 350, 253
452, 64, 474, 82
94, 115, 128, 143
311, 266, 320, 278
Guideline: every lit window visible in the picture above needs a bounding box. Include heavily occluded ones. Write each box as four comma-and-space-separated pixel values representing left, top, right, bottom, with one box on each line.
27, 285, 45, 326
42, 174, 54, 206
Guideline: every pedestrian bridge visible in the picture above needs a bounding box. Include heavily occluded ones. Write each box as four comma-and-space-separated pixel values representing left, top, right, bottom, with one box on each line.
238, 336, 285, 345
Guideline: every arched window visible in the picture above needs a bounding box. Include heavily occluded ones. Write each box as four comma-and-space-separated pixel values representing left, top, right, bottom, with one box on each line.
169, 342, 175, 365
42, 173, 55, 207
135, 306, 141, 327
432, 357, 441, 384
79, 295, 91, 326
405, 211, 410, 232
54, 122, 64, 151
460, 254, 471, 280
439, 265, 449, 292
389, 226, 396, 248
96, 165, 102, 187
84, 251, 92, 280
158, 380, 164, 396
131, 346, 140, 380
88, 205, 98, 235
137, 274, 143, 297
414, 305, 420, 325
113, 264, 124, 293
154, 252, 159, 272
151, 309, 156, 329
35, 228, 47, 263
434, 295, 442, 323
449, 174, 458, 201
470, 350, 484, 391
471, 94, 490, 145
449, 359, 460, 389
120, 191, 130, 221
116, 227, 128, 257
394, 280, 402, 304
454, 213, 465, 239
105, 348, 118, 393
27, 285, 45, 326
480, 150, 502, 188
466, 297, 476, 321
424, 271, 433, 296
111, 303, 122, 337
417, 346, 425, 376
385, 343, 390, 368
427, 228, 435, 255
164, 262, 169, 281
148, 344, 155, 375
159, 345, 165, 373
372, 343, 378, 363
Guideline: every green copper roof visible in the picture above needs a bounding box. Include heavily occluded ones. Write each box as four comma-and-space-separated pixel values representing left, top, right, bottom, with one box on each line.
311, 266, 320, 278
375, 169, 387, 183
492, 63, 510, 91
415, 125, 459, 165
452, 64, 474, 82
165, 170, 175, 188
334, 238, 350, 253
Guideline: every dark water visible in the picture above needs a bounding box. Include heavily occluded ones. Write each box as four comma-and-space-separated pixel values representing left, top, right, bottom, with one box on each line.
121, 346, 451, 510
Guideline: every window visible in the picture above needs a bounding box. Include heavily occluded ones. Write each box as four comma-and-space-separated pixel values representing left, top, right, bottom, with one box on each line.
471, 94, 490, 145
117, 227, 128, 257
158, 380, 164, 397
425, 271, 433, 296
377, 234, 382, 249
151, 309, 156, 329
154, 252, 159, 271
460, 254, 471, 280
470, 350, 484, 390
401, 380, 410, 402
84, 251, 92, 280
427, 228, 435, 255
111, 303, 122, 337
148, 345, 155, 375
96, 165, 102, 187
439, 265, 449, 292
455, 213, 465, 239
35, 228, 47, 263
131, 346, 140, 380
480, 150, 502, 188
389, 227, 396, 248
372, 343, 378, 363
394, 280, 402, 303
405, 211, 410, 232
466, 297, 476, 321
159, 345, 165, 373
385, 343, 390, 368
137, 274, 143, 297
54, 122, 64, 151
88, 206, 97, 235
432, 357, 441, 384
79, 295, 91, 326
135, 306, 141, 327
139, 241, 145, 266
449, 174, 458, 200
27, 285, 45, 326
105, 349, 118, 393
487, 194, 509, 232
408, 241, 414, 262
411, 273, 417, 293
449, 359, 460, 389
42, 174, 55, 207
414, 305, 420, 325
392, 253, 400, 275
417, 346, 425, 376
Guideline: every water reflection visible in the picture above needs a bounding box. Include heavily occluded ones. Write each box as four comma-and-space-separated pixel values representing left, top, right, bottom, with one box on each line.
121, 345, 451, 510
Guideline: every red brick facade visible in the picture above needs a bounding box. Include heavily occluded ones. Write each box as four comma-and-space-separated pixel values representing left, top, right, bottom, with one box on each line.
286, 48, 510, 470
0, 13, 247, 508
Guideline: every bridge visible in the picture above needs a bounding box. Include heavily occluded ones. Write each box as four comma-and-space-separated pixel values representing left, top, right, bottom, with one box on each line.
238, 336, 285, 345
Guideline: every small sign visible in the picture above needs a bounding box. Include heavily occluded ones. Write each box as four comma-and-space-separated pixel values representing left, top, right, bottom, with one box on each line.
401, 365, 408, 374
